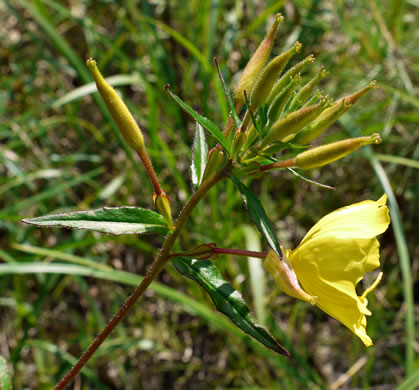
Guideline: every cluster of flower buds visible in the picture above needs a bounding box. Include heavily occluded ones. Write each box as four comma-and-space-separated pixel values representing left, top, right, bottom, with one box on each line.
227, 14, 381, 177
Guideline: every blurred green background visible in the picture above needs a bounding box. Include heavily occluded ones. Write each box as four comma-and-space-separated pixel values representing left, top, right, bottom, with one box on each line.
0, 0, 417, 389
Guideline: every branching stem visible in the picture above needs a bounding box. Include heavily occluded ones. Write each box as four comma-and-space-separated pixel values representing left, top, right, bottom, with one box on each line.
54, 162, 232, 390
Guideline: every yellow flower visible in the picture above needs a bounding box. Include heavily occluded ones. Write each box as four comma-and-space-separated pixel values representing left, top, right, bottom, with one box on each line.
264, 195, 390, 346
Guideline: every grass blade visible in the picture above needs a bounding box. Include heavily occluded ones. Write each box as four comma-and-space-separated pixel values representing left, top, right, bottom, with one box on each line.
242, 225, 266, 325
0, 356, 12, 390
0, 262, 290, 358
0, 167, 104, 218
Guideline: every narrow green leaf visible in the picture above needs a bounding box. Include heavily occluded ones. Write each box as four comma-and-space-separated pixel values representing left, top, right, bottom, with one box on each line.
165, 85, 231, 154
214, 58, 241, 128
244, 91, 263, 137
191, 123, 208, 188
172, 257, 289, 356
22, 207, 170, 236
230, 176, 282, 257
287, 168, 336, 191
0, 355, 12, 390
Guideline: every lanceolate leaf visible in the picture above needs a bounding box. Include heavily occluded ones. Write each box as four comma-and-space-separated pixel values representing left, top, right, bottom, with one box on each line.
23, 207, 170, 236
172, 257, 289, 356
230, 176, 282, 258
191, 123, 208, 188
214, 58, 241, 128
165, 85, 231, 154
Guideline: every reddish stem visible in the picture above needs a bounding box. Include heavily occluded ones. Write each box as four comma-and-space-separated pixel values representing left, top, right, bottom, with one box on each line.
213, 247, 268, 259
260, 158, 296, 171
137, 148, 163, 195
54, 163, 231, 390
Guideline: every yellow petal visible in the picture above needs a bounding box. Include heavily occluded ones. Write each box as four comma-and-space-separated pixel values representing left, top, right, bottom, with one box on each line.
289, 237, 380, 344
287, 195, 390, 346
300, 194, 390, 244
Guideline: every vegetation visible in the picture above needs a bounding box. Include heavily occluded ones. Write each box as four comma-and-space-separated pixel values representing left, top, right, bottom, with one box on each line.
1, 0, 417, 388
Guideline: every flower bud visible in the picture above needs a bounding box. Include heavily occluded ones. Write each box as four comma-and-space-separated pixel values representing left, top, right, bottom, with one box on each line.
249, 41, 302, 111
241, 124, 259, 152
231, 128, 247, 159
174, 243, 217, 260
261, 96, 329, 146
301, 89, 323, 108
233, 161, 264, 179
292, 99, 347, 145
233, 14, 284, 106
344, 80, 378, 106
86, 58, 145, 151
295, 134, 382, 169
293, 81, 378, 145
264, 249, 316, 305
266, 55, 315, 105
201, 147, 225, 182
267, 74, 301, 124
153, 193, 174, 231
288, 66, 329, 112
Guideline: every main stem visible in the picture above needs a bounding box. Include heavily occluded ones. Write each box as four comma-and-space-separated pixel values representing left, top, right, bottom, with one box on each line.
55, 163, 231, 390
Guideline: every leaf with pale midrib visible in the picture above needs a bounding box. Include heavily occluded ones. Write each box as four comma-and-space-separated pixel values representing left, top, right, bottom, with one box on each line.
172, 257, 289, 356
23, 207, 170, 236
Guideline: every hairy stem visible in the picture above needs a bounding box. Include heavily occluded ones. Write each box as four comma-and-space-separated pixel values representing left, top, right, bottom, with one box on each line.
260, 158, 296, 171
54, 162, 232, 390
137, 147, 164, 196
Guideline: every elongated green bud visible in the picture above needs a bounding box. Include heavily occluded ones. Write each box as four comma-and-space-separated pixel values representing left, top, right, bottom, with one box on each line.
231, 129, 247, 159
293, 99, 347, 144
261, 96, 329, 146
153, 193, 174, 231
233, 14, 284, 106
86, 58, 145, 151
201, 147, 225, 182
302, 89, 322, 108
241, 124, 259, 151
266, 54, 315, 105
293, 81, 378, 145
288, 66, 329, 112
344, 80, 378, 106
295, 134, 382, 169
267, 74, 301, 124
249, 41, 302, 111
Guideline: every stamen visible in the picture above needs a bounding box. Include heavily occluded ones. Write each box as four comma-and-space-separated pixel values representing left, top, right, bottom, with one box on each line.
361, 272, 383, 302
